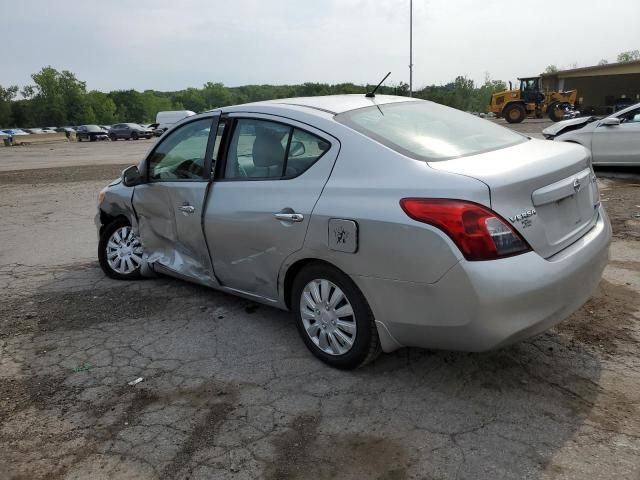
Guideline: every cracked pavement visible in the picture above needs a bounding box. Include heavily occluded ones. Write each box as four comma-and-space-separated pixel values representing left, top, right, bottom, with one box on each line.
1, 143, 639, 479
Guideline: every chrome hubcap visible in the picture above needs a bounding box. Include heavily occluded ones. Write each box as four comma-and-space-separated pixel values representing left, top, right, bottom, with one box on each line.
300, 279, 356, 356
106, 226, 142, 274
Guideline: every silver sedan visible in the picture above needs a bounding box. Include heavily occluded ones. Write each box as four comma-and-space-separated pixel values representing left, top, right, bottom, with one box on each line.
543, 102, 640, 165
96, 95, 610, 368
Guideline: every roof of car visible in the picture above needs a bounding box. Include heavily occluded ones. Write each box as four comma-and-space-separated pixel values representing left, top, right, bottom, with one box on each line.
233, 94, 417, 115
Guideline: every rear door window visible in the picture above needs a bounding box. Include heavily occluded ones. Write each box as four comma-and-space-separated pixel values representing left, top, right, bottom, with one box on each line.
223, 119, 330, 180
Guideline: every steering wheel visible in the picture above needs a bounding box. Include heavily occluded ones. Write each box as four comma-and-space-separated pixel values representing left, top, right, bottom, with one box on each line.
175, 158, 204, 178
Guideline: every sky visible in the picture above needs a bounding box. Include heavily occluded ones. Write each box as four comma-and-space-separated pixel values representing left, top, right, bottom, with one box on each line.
2, 0, 639, 92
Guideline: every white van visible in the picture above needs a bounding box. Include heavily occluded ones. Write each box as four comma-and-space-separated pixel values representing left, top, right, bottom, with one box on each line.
155, 110, 196, 131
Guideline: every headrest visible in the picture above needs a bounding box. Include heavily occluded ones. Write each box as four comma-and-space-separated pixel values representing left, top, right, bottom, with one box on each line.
253, 130, 284, 168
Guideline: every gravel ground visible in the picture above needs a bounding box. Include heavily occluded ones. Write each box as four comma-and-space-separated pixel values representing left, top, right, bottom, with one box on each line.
1, 133, 639, 479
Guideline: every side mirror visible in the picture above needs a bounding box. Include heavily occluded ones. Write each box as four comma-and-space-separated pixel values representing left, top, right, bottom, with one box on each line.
289, 140, 306, 157
122, 165, 142, 187
600, 117, 621, 126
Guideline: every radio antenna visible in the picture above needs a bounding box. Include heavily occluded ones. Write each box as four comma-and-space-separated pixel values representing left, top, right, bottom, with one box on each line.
366, 72, 391, 98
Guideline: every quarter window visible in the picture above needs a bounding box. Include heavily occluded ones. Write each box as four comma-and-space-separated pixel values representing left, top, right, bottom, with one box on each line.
286, 128, 330, 177
148, 118, 213, 181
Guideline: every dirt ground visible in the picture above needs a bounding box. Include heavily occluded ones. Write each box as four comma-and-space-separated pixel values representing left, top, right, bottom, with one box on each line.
1, 135, 639, 479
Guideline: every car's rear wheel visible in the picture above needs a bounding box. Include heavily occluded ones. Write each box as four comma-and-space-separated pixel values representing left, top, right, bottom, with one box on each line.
132, 132, 139, 140
98, 218, 143, 280
292, 263, 381, 369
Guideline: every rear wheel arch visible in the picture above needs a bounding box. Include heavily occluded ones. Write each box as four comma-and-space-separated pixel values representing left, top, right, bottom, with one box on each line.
283, 258, 338, 310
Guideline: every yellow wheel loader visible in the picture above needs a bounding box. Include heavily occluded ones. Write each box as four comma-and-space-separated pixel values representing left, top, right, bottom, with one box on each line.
488, 77, 577, 124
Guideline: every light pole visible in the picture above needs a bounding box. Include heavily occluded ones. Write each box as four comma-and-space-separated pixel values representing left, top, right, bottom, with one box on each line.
409, 0, 413, 97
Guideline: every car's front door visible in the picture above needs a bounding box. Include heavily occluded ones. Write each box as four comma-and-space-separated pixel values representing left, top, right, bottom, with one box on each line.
205, 114, 339, 301
113, 124, 124, 138
133, 115, 219, 283
592, 107, 640, 165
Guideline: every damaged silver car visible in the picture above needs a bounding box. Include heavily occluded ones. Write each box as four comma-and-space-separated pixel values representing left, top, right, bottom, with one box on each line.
97, 95, 610, 369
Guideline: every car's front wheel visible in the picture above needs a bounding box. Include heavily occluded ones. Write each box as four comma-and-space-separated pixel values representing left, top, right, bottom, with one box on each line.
292, 263, 381, 369
98, 218, 143, 280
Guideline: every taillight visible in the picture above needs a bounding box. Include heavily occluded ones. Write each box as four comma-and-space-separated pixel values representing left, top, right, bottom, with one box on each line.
399, 198, 531, 261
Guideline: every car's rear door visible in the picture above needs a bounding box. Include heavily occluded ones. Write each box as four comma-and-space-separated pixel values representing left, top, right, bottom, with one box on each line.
204, 114, 338, 301
591, 108, 640, 165
132, 114, 220, 283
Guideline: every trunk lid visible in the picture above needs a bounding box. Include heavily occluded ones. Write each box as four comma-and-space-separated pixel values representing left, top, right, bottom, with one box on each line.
429, 139, 599, 258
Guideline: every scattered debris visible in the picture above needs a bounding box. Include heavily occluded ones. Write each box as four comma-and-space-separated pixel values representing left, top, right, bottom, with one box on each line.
71, 364, 91, 373
128, 377, 144, 386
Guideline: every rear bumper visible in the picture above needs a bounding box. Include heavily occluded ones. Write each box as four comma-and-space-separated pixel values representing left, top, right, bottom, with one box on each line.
356, 205, 611, 353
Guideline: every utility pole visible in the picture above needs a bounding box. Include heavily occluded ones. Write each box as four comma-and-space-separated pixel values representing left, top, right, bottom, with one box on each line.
409, 0, 413, 97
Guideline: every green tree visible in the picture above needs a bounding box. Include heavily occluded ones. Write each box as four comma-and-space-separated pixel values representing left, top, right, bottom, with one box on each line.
0, 84, 18, 127
617, 50, 640, 62
545, 65, 558, 74
598, 59, 609, 66
86, 91, 117, 124
202, 82, 233, 109
109, 90, 146, 122
21, 66, 89, 125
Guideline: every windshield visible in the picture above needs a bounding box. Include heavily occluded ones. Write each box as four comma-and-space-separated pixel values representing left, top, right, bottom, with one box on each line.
335, 100, 526, 161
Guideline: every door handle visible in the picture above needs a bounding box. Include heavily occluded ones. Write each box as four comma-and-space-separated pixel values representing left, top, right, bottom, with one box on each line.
179, 204, 195, 214
274, 212, 304, 222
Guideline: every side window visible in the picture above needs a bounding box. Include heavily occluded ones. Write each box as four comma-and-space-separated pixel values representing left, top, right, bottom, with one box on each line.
225, 119, 290, 179
628, 109, 640, 123
285, 128, 330, 177
148, 118, 212, 181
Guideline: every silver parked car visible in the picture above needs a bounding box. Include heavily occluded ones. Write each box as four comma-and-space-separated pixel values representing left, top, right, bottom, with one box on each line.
543, 102, 640, 166
96, 95, 611, 368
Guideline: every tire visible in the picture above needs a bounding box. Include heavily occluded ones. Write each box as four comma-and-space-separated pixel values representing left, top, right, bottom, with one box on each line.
132, 132, 139, 140
77, 135, 82, 142
535, 110, 544, 119
109, 133, 117, 141
291, 262, 381, 369
503, 103, 526, 124
90, 134, 96, 142
98, 218, 143, 281
547, 102, 564, 122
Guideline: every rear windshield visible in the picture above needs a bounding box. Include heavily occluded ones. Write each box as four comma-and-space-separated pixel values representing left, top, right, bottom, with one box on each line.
335, 101, 526, 161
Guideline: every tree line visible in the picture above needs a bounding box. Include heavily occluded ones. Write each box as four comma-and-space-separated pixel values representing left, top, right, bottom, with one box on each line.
0, 66, 507, 128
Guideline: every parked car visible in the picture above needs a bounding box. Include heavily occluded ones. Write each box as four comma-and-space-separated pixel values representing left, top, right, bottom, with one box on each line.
24, 128, 46, 134
147, 123, 164, 137
1, 128, 29, 136
76, 125, 109, 142
542, 102, 640, 166
108, 123, 153, 141
96, 95, 610, 369
156, 110, 196, 131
